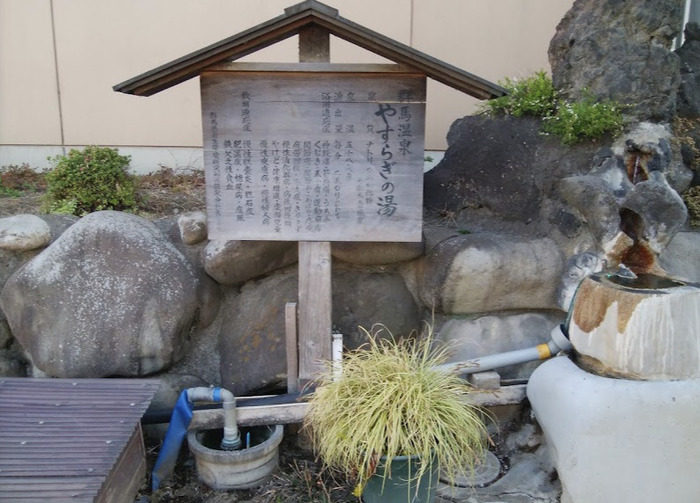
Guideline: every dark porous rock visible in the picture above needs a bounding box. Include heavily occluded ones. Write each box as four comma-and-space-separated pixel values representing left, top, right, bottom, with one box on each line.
331, 240, 424, 265
424, 115, 598, 237
331, 267, 422, 350
204, 240, 298, 286
550, 0, 683, 121
0, 211, 202, 378
676, 23, 700, 117
557, 175, 622, 246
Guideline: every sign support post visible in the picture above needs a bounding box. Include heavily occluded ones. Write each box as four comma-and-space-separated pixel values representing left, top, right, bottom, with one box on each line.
297, 26, 332, 384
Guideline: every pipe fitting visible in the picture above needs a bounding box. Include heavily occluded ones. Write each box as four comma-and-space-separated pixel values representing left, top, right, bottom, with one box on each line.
187, 387, 241, 451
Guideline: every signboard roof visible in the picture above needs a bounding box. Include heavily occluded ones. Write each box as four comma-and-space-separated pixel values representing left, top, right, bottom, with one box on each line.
113, 0, 506, 100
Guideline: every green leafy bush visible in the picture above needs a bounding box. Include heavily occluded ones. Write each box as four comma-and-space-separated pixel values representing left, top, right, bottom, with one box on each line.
480, 70, 557, 118
480, 71, 625, 145
542, 96, 625, 145
44, 146, 137, 215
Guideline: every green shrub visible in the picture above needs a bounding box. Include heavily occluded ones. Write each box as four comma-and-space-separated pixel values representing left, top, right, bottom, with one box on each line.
542, 96, 624, 145
44, 146, 137, 216
479, 71, 625, 145
479, 70, 557, 118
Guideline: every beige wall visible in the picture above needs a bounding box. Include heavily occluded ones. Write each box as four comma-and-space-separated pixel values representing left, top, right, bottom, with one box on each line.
0, 0, 573, 170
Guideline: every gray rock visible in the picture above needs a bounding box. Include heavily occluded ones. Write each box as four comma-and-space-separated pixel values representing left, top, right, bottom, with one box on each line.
331, 240, 424, 265
549, 0, 683, 121
204, 240, 298, 285
178, 211, 207, 245
613, 122, 693, 194
0, 214, 50, 251
38, 214, 79, 243
557, 175, 621, 246
171, 308, 223, 386
435, 312, 565, 380
418, 234, 564, 314
219, 267, 422, 395
331, 268, 421, 350
219, 272, 297, 395
621, 178, 688, 253
0, 347, 25, 377
0, 211, 202, 378
660, 231, 700, 281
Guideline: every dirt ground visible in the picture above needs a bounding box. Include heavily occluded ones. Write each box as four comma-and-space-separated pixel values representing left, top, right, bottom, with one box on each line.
139, 429, 357, 503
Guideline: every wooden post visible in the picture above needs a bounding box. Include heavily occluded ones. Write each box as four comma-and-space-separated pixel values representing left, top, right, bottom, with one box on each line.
298, 26, 332, 383
285, 302, 299, 393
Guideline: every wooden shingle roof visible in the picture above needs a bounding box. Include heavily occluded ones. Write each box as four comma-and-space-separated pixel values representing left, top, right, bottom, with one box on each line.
113, 0, 506, 100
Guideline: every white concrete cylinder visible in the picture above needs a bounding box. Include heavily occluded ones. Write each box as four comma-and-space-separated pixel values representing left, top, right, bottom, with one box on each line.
568, 273, 700, 380
528, 357, 700, 503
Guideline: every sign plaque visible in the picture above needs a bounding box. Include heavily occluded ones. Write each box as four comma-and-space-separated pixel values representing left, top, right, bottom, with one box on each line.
201, 66, 426, 242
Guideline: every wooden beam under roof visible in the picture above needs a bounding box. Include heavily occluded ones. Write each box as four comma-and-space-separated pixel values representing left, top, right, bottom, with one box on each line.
113, 0, 506, 100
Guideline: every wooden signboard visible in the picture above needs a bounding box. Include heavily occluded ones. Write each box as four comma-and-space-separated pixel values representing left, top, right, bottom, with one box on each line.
201, 63, 426, 242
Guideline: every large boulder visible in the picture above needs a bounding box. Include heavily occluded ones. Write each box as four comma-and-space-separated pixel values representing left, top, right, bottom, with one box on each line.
549, 0, 683, 121
0, 211, 203, 377
416, 233, 564, 314
204, 240, 298, 286
219, 267, 422, 395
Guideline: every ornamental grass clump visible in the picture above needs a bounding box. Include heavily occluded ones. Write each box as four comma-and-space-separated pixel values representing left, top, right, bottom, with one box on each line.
304, 324, 490, 497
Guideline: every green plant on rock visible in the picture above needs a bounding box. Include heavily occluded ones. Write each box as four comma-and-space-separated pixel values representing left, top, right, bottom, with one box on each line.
480, 71, 625, 145
479, 70, 557, 118
304, 324, 489, 502
44, 146, 137, 216
541, 95, 624, 145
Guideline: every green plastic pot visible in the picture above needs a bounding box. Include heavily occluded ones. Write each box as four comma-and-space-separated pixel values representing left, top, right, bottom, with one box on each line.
362, 454, 439, 503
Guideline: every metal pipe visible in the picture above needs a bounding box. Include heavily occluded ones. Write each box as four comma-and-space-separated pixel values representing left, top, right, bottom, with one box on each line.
332, 332, 343, 381
435, 325, 572, 376
186, 387, 241, 450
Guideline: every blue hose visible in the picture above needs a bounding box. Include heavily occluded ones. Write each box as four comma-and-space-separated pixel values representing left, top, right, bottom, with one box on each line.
151, 390, 194, 491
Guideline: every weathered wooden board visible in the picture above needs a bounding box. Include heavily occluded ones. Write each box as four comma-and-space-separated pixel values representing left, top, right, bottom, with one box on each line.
201, 68, 426, 242
189, 384, 528, 429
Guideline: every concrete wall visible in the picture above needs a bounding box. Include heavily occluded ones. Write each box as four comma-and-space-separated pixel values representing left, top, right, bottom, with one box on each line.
0, 0, 573, 173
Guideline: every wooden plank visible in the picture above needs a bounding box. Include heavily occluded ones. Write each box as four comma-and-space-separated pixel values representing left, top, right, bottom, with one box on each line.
298, 241, 332, 382
189, 384, 528, 430
285, 302, 299, 393
299, 25, 330, 62
97, 424, 146, 503
204, 62, 422, 73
